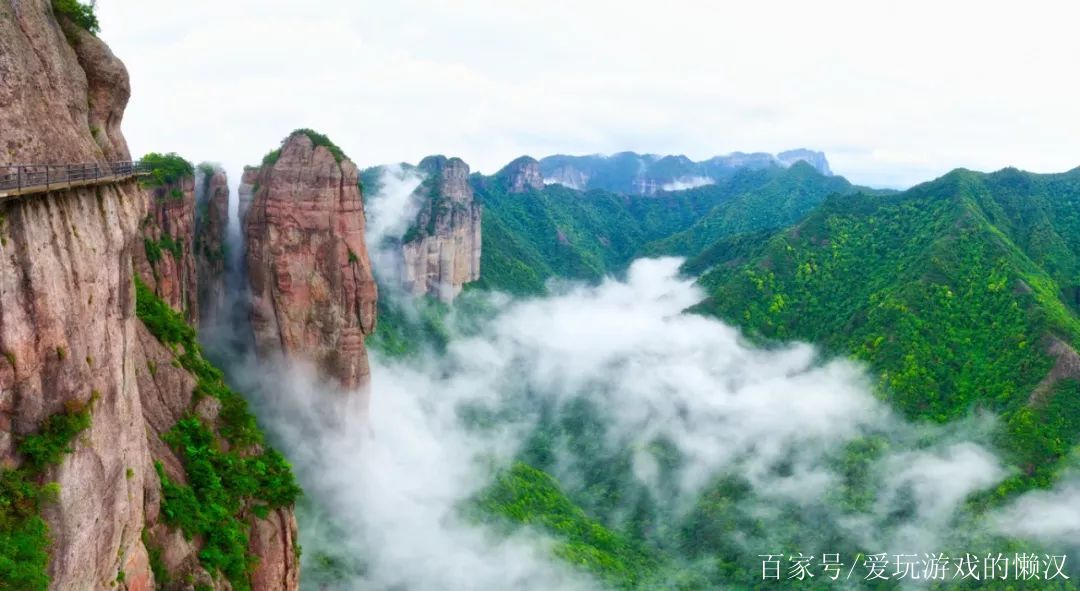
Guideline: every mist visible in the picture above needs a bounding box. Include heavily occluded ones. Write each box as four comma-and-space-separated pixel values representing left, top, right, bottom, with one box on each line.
660, 176, 714, 191
191, 246, 1078, 589
193, 163, 1073, 589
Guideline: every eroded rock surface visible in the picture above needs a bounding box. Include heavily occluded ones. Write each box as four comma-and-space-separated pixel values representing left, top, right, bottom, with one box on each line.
399, 155, 482, 302
245, 132, 378, 390
196, 165, 229, 327
135, 175, 199, 323
0, 3, 299, 589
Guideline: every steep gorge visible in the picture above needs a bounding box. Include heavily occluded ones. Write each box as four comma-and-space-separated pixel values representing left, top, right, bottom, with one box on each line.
0, 3, 299, 589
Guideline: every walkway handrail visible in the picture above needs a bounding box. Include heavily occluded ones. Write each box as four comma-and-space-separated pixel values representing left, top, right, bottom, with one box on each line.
0, 160, 150, 193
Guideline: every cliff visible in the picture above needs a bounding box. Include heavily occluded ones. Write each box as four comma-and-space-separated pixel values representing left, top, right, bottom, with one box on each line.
399, 155, 482, 302
237, 165, 258, 230
195, 164, 229, 327
0, 3, 299, 589
244, 131, 378, 390
135, 166, 198, 324
497, 156, 545, 193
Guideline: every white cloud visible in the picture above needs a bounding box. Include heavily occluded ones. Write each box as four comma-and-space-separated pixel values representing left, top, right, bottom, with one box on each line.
95, 0, 1080, 190
661, 176, 714, 191
995, 477, 1080, 550
220, 258, 1021, 589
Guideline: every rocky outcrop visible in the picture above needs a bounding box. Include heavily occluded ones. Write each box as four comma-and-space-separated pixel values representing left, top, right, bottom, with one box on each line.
195, 164, 229, 327
238, 165, 259, 229
497, 156, 545, 193
244, 131, 378, 390
0, 3, 298, 589
777, 149, 832, 176
0, 2, 126, 163
135, 174, 199, 324
399, 156, 482, 302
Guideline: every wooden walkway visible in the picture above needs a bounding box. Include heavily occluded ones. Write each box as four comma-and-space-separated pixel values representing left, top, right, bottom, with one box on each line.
0, 161, 150, 202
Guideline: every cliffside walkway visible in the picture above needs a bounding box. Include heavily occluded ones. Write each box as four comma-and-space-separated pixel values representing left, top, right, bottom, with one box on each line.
0, 161, 150, 202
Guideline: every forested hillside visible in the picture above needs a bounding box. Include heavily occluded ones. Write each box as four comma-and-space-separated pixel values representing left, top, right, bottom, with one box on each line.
695, 166, 1080, 496
358, 163, 1080, 591
471, 163, 861, 294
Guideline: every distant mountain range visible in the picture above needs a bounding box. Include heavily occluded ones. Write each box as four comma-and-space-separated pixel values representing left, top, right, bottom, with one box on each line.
538, 149, 832, 195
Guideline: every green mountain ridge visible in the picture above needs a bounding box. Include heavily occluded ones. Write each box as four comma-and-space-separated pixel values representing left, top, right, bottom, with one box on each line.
471, 162, 858, 295
360, 161, 1080, 591
695, 165, 1080, 494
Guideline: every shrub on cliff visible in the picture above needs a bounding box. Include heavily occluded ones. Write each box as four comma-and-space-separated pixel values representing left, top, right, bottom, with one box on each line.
262, 129, 348, 166
0, 399, 95, 590
52, 0, 99, 34
142, 152, 194, 188
135, 278, 302, 590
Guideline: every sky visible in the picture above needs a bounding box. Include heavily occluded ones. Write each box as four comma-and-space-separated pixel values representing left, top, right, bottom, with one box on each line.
96, 0, 1080, 189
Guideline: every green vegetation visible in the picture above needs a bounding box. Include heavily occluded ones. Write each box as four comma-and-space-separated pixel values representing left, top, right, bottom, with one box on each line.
142, 152, 194, 188
695, 167, 1080, 496
144, 234, 183, 266
18, 397, 94, 473
0, 399, 95, 590
52, 0, 99, 34
474, 164, 860, 295
642, 162, 865, 257
135, 278, 301, 589
472, 463, 658, 589
143, 528, 170, 587
261, 148, 282, 167
424, 164, 1080, 589
263, 129, 348, 166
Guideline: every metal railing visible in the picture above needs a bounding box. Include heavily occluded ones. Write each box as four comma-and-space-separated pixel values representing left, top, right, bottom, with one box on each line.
0, 161, 151, 193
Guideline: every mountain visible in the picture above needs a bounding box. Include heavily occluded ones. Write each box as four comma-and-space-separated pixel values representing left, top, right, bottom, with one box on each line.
470, 161, 856, 295
244, 130, 378, 391
641, 161, 887, 257
538, 149, 832, 195
194, 163, 230, 325
401, 156, 483, 301
694, 166, 1080, 495
0, 3, 301, 589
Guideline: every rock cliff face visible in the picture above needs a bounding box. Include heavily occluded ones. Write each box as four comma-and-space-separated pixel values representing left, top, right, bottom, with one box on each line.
0, 3, 298, 589
400, 156, 482, 302
497, 156, 545, 193
195, 165, 229, 327
135, 175, 199, 323
237, 165, 258, 229
244, 132, 378, 390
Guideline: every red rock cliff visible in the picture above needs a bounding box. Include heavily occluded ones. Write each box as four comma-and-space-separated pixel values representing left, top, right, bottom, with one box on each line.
134, 174, 199, 324
244, 132, 378, 390
0, 3, 299, 589
195, 165, 229, 326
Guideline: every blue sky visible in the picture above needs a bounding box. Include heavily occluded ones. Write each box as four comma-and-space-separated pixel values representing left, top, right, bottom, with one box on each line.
97, 0, 1080, 189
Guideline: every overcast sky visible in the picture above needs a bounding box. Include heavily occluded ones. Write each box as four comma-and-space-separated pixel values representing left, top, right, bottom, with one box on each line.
97, 0, 1080, 189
